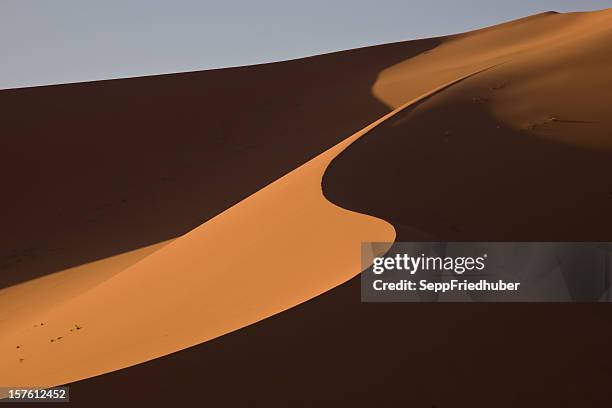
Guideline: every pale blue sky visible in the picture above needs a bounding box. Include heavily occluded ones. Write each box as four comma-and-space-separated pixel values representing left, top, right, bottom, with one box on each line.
1, 0, 611, 89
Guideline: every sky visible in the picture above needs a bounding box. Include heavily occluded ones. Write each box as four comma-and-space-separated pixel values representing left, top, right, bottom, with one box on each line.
1, 0, 611, 90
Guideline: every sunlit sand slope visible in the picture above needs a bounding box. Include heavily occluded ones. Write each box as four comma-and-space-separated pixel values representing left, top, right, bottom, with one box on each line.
0, 103, 396, 388
0, 241, 171, 334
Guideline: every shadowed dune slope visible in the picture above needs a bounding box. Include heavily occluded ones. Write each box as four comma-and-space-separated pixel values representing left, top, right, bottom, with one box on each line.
0, 38, 437, 288
69, 281, 612, 407
62, 9, 612, 408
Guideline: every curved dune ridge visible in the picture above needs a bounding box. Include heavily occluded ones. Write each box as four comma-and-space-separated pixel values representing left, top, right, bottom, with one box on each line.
0, 69, 492, 389
1, 8, 612, 406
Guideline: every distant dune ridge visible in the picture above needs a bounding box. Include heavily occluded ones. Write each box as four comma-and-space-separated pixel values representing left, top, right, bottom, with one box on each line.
2, 8, 612, 407
325, 9, 612, 241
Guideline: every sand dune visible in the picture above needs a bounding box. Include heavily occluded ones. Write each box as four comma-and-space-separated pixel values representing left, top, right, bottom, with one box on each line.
0, 68, 495, 390
2, 7, 612, 407
0, 39, 430, 391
